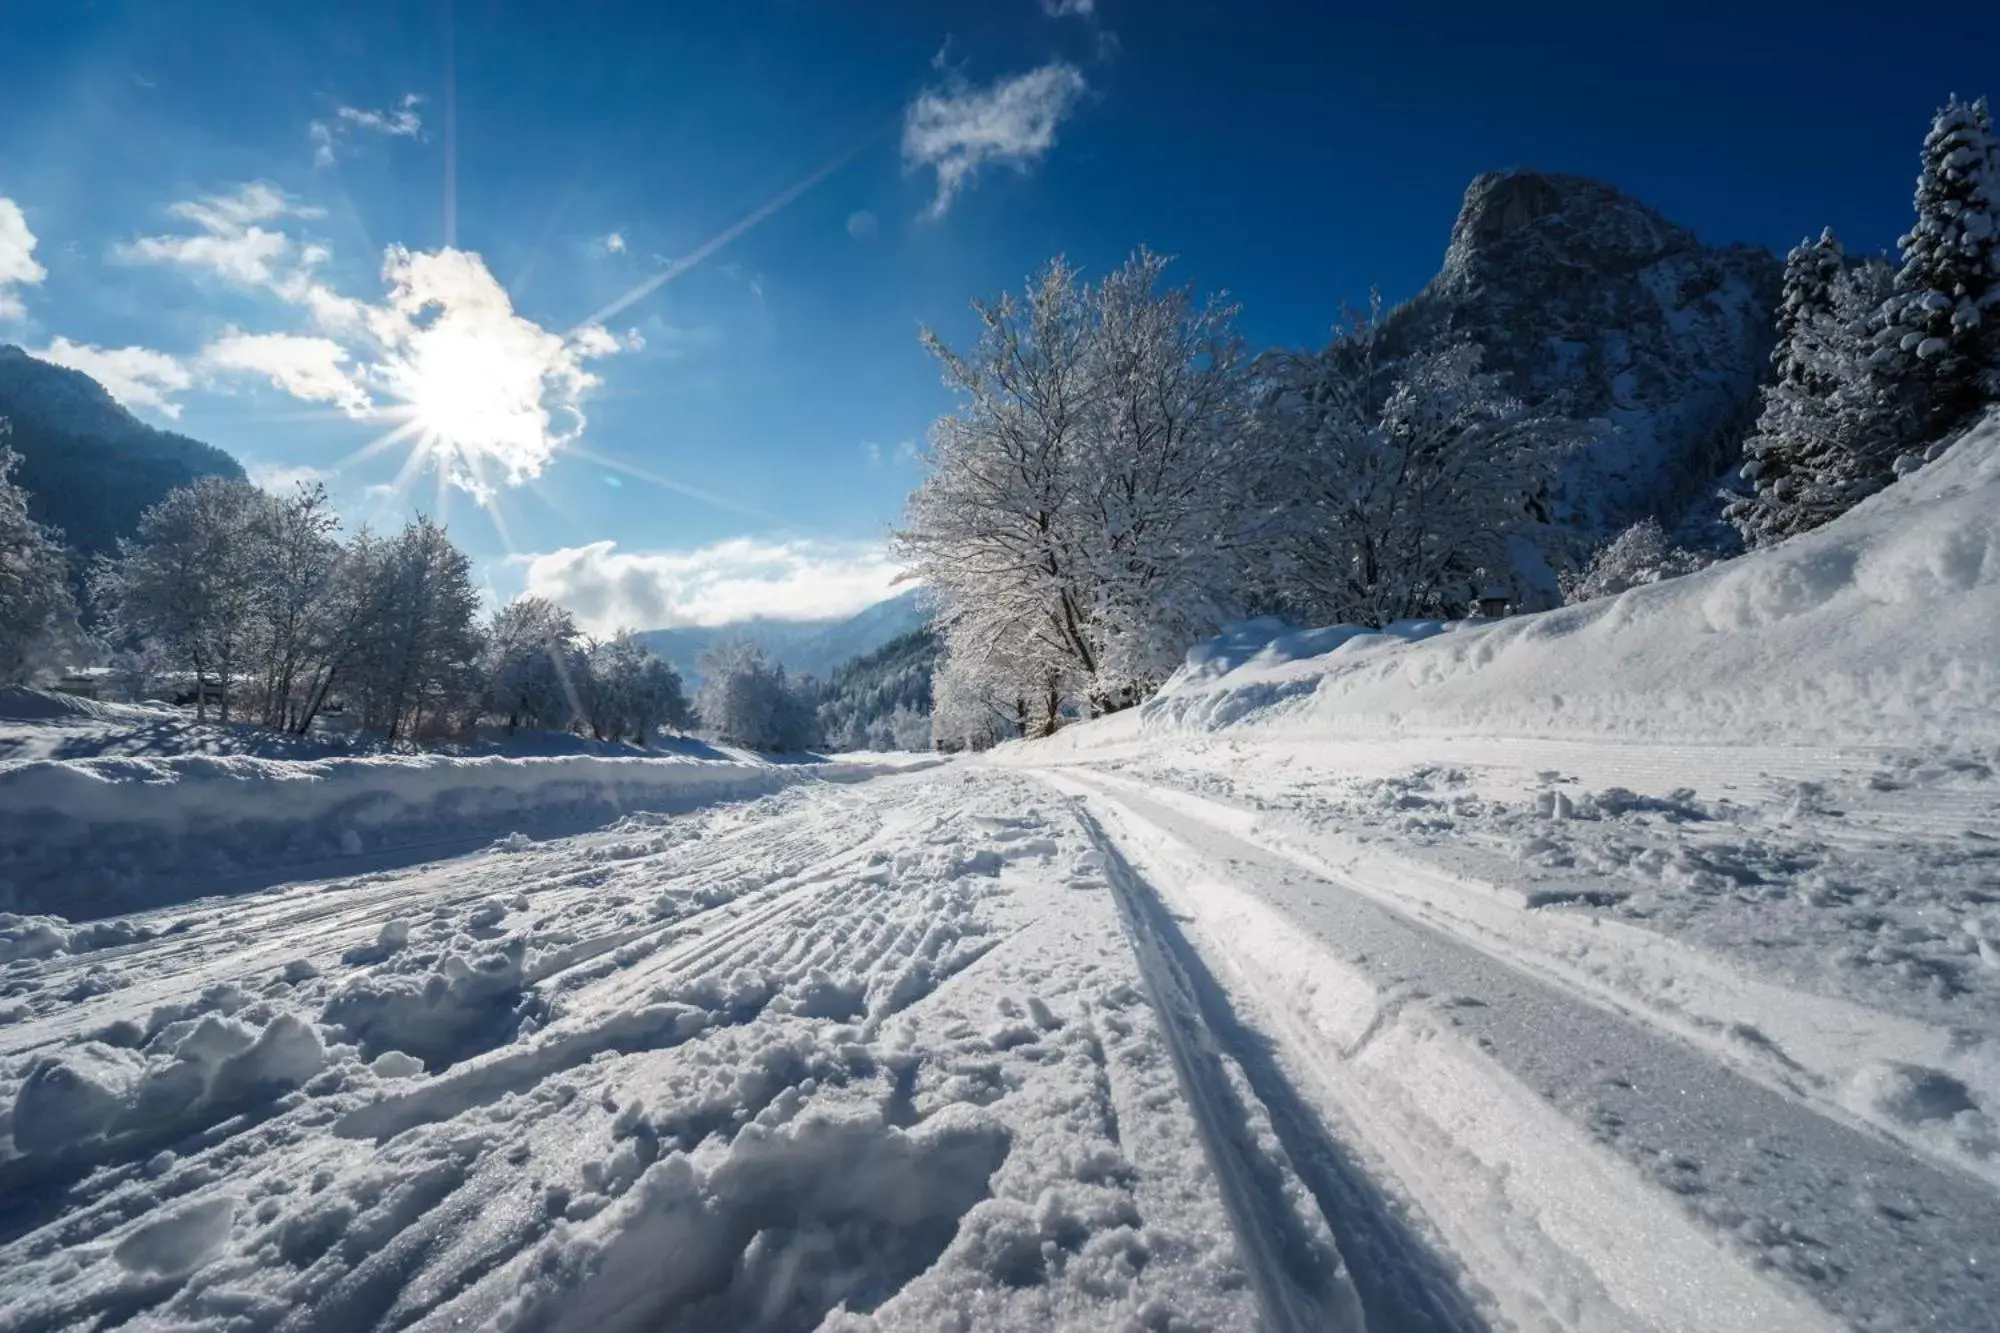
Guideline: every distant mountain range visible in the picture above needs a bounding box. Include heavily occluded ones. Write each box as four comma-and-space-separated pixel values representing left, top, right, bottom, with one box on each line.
636, 587, 930, 685
0, 345, 245, 555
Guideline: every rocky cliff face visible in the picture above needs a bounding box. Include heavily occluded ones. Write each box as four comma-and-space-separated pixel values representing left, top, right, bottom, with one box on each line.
1386, 170, 1782, 539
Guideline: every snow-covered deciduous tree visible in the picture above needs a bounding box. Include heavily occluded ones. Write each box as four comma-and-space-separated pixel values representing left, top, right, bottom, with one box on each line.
580, 631, 690, 744
0, 436, 82, 685
482, 596, 584, 734
1257, 331, 1581, 627
929, 646, 1029, 752
345, 516, 483, 742
897, 250, 1265, 726
695, 640, 818, 751
93, 476, 270, 720
1560, 518, 1708, 604
245, 482, 344, 730
1884, 95, 2000, 427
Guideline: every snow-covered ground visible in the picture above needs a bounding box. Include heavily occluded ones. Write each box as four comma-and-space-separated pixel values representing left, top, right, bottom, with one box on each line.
5, 420, 1998, 1331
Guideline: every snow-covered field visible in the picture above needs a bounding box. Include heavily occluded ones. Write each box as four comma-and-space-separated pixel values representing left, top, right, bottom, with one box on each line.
4, 420, 1999, 1331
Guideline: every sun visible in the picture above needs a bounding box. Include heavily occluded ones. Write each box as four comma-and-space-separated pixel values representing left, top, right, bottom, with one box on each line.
403, 324, 534, 463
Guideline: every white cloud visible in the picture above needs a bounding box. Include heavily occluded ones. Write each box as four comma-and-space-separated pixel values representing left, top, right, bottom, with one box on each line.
1042, 0, 1095, 15
201, 331, 372, 416
862, 440, 883, 467
31, 337, 192, 418
244, 459, 330, 494
339, 96, 423, 137
0, 197, 47, 321
515, 538, 906, 635
845, 210, 879, 241
312, 95, 423, 165
107, 181, 641, 497
115, 183, 322, 286
601, 232, 627, 254
902, 62, 1087, 218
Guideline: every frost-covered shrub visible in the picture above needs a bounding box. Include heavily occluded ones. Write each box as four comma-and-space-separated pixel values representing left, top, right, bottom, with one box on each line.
1561, 518, 1708, 604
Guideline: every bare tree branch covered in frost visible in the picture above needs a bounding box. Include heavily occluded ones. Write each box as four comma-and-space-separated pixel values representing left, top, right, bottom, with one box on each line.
1257, 327, 1584, 628
896, 249, 1267, 732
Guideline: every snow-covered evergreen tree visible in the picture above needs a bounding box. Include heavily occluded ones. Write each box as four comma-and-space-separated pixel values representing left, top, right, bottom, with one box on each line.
0, 436, 82, 685
1258, 330, 1581, 627
1732, 256, 1915, 544
1884, 95, 2000, 427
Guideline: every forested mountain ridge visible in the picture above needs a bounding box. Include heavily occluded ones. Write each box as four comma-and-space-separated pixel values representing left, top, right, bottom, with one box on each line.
0, 345, 245, 555
1379, 170, 1782, 538
813, 627, 939, 751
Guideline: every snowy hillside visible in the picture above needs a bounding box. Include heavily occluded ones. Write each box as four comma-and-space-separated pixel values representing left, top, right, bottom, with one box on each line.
0, 344, 245, 556
1105, 408, 2000, 750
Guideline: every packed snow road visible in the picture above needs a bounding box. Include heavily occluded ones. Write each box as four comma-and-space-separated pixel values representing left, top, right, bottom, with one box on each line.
3, 754, 1996, 1332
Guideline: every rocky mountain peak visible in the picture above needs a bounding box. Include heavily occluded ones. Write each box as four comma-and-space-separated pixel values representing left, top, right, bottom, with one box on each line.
1441, 170, 1702, 289
1380, 171, 1783, 547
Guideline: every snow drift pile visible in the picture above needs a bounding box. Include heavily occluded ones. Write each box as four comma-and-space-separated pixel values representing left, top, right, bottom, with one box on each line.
0, 750, 907, 918
1125, 411, 2000, 750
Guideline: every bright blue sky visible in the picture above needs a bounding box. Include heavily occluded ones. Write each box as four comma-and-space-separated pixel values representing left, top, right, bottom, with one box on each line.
2, 1, 1996, 630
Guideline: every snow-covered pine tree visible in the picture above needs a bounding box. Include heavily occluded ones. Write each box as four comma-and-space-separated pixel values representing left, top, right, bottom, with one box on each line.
1884, 94, 2000, 430
1731, 256, 1914, 544
0, 435, 83, 685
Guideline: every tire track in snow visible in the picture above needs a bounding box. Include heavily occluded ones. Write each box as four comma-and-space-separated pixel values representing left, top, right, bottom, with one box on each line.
1055, 771, 1997, 1331
1075, 804, 1481, 1333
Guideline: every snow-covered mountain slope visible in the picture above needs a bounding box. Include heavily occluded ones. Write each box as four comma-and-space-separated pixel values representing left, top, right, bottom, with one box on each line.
1080, 408, 2000, 751
1382, 170, 1781, 536
0, 344, 245, 556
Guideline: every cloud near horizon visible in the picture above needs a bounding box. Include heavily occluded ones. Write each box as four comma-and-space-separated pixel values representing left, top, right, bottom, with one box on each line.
31, 337, 194, 418
0, 198, 47, 320
902, 61, 1087, 218
514, 537, 908, 636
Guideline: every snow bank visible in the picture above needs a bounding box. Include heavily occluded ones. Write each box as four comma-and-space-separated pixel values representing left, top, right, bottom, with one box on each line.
1112, 411, 2000, 750
0, 750, 903, 917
